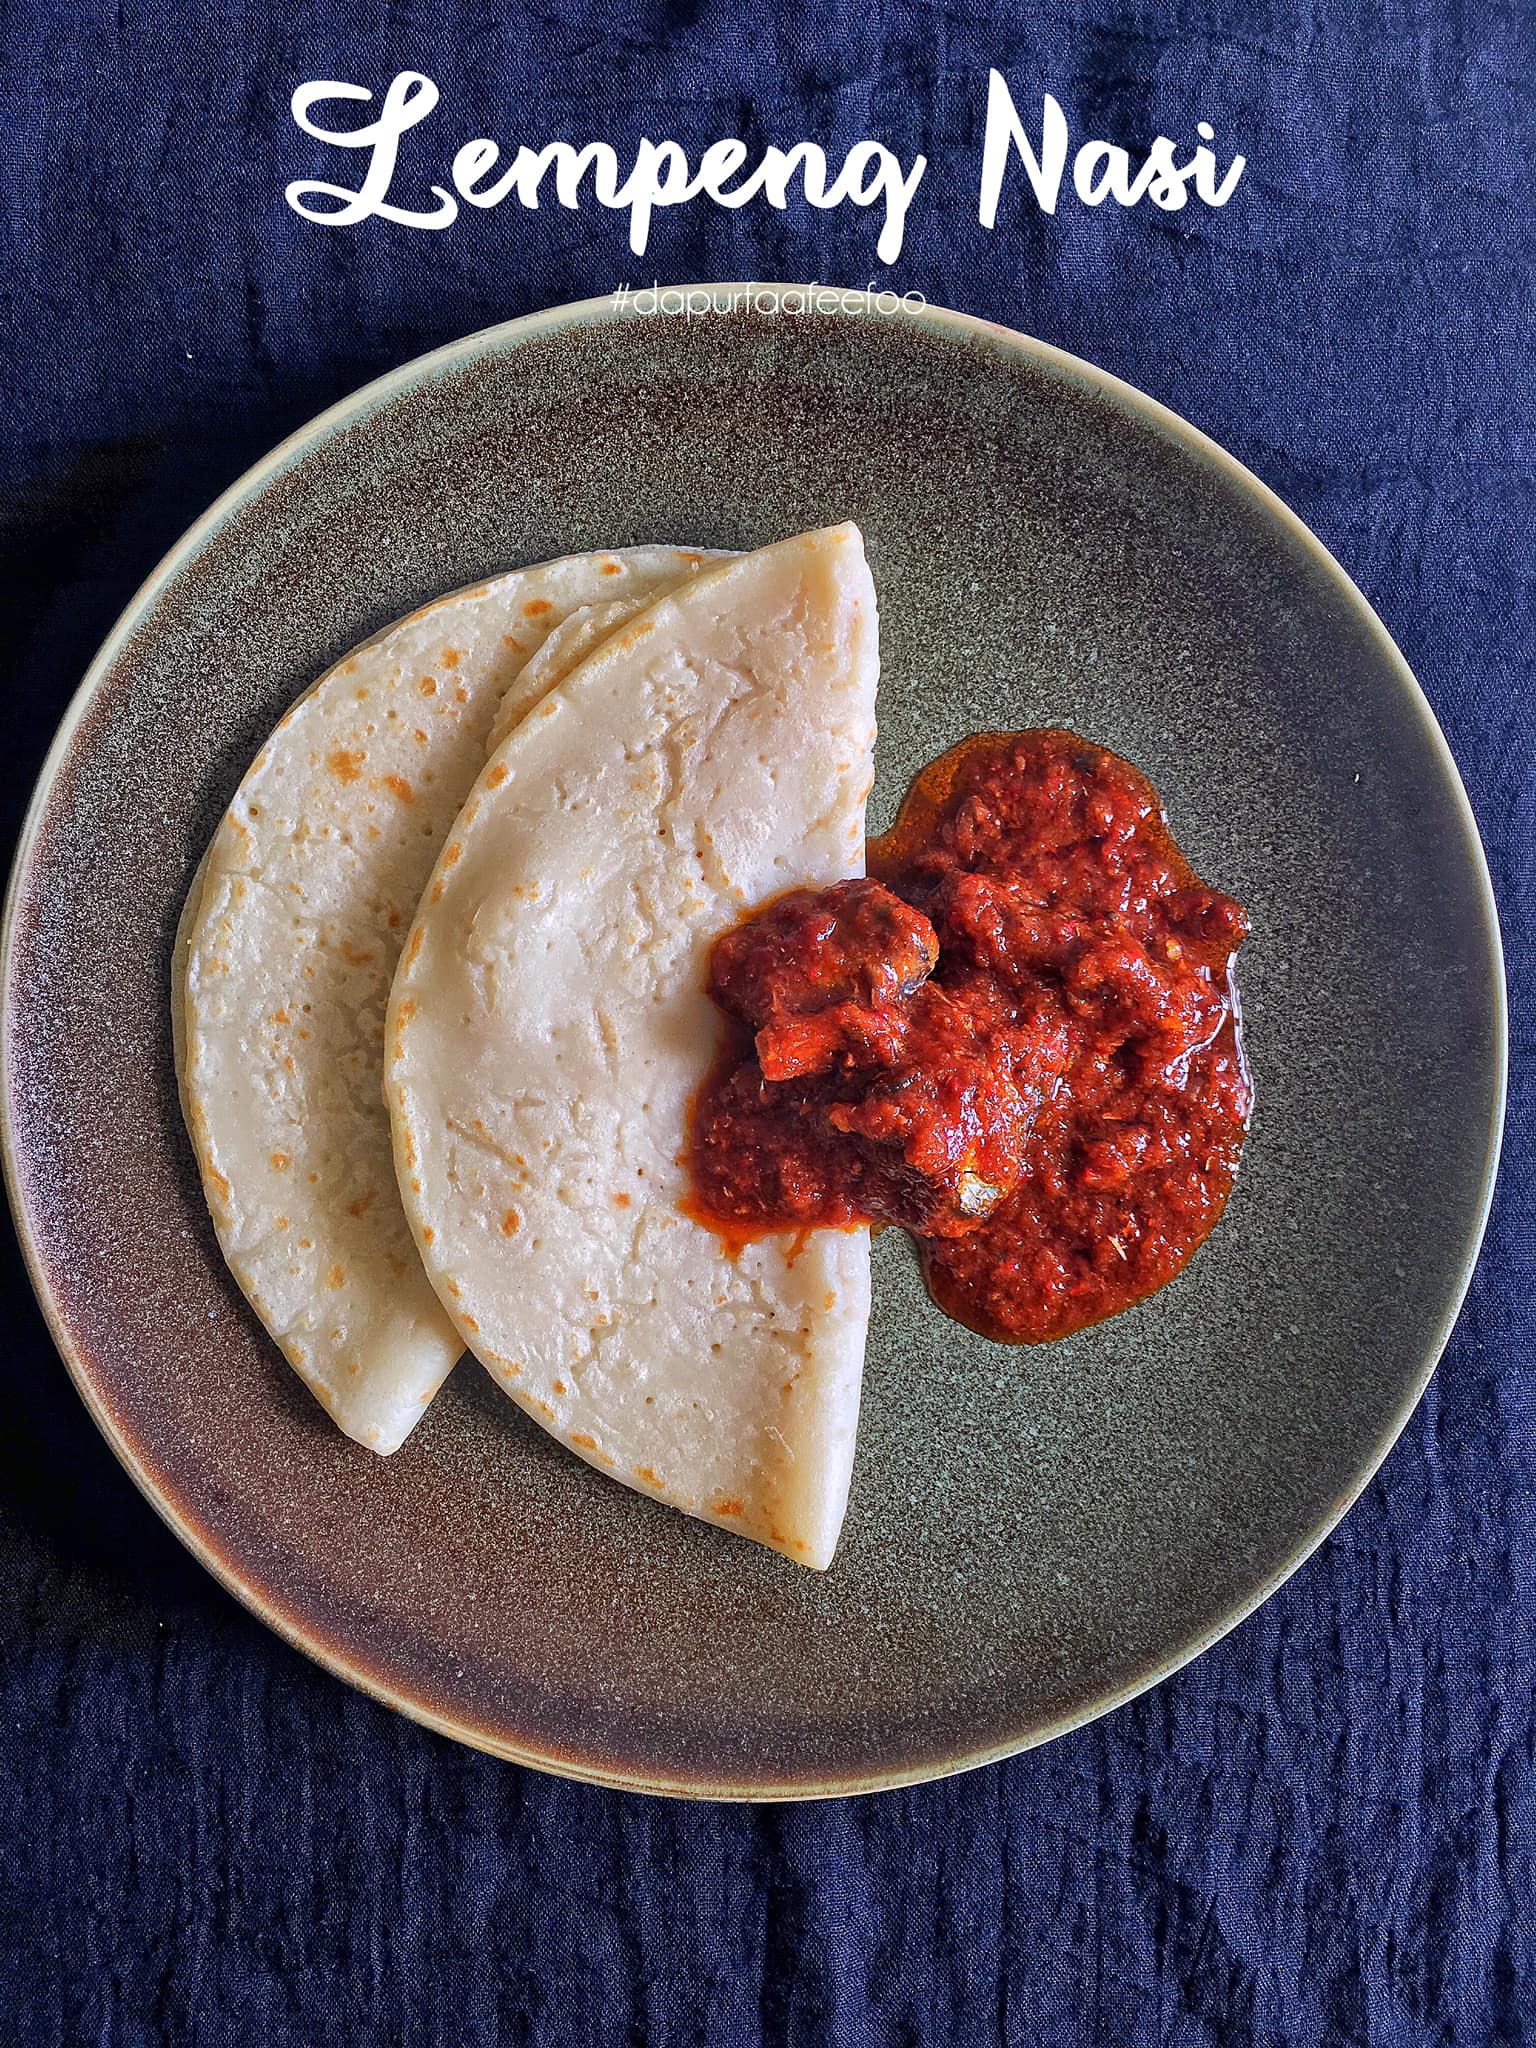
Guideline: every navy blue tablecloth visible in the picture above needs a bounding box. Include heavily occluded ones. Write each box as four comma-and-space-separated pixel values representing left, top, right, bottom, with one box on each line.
2, 3, 1531, 2041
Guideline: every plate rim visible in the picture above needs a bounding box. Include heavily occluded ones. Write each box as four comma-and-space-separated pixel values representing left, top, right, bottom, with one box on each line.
1, 283, 1509, 1800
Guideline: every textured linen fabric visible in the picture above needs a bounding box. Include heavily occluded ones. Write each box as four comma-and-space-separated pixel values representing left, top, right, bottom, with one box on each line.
1, 2, 1531, 2042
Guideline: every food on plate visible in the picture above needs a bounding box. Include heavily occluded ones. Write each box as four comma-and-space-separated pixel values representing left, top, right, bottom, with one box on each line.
688, 729, 1252, 1342
177, 507, 1250, 1568
178, 545, 716, 1452
386, 525, 879, 1567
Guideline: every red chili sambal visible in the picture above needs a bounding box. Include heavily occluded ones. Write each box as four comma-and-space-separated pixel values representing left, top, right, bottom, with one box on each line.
685, 730, 1252, 1342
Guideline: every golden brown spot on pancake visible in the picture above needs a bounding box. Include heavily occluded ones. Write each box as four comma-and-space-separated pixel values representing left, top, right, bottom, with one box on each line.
635, 1466, 660, 1487
355, 689, 368, 702
455, 683, 469, 704
326, 1264, 345, 1289
274, 1215, 289, 1231
501, 1209, 520, 1235
345, 1192, 375, 1218
299, 1238, 314, 1250
339, 940, 375, 966
676, 551, 702, 565
419, 676, 437, 696
442, 843, 462, 869
712, 1497, 744, 1518
404, 926, 424, 969
534, 1399, 555, 1419
431, 877, 445, 903
441, 647, 461, 668
553, 1380, 567, 1396
522, 598, 553, 616
571, 1431, 597, 1451
289, 1341, 307, 1365
282, 1055, 296, 1075
386, 904, 402, 929
271, 1152, 290, 1172
328, 748, 364, 783
381, 774, 415, 805
270, 1008, 290, 1026
487, 762, 509, 788
445, 1278, 461, 1297
413, 728, 428, 746
613, 1192, 632, 1209
502, 634, 526, 653
347, 1361, 361, 1378
421, 1224, 434, 1242
344, 658, 359, 674
824, 1290, 836, 1312
396, 998, 416, 1025
601, 561, 622, 575
307, 1171, 319, 1184
207, 1167, 231, 1204
387, 1256, 408, 1278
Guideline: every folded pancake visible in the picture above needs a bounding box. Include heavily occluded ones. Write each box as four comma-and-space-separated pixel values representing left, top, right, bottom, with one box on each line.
386, 526, 880, 1567
483, 597, 655, 757
180, 546, 716, 1452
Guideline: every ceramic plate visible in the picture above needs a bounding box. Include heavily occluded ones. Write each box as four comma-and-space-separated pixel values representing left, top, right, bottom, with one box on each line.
1, 290, 1506, 1798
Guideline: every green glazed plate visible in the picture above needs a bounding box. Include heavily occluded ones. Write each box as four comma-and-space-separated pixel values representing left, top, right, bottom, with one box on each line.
1, 290, 1506, 1798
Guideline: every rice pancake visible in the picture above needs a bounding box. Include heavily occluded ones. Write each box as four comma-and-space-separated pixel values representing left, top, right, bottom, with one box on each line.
180, 546, 715, 1452
386, 525, 880, 1568
483, 598, 658, 757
